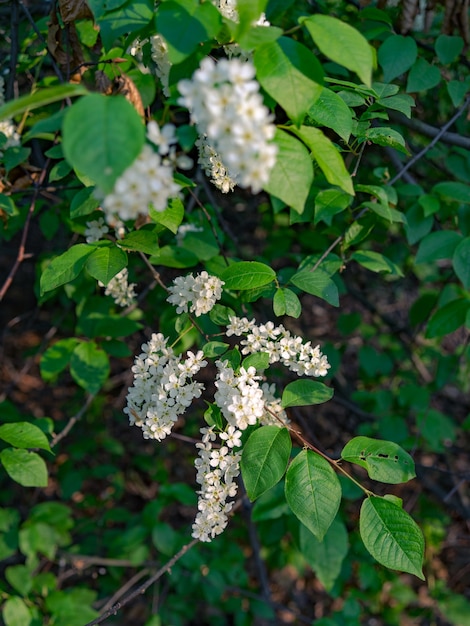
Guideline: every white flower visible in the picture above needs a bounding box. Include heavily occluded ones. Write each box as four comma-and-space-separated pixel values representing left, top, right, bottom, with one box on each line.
85, 217, 109, 243
167, 271, 224, 317
100, 268, 137, 307
150, 34, 172, 97
147, 121, 178, 155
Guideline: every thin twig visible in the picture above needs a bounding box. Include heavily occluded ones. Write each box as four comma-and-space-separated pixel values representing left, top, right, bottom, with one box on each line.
98, 568, 150, 614
50, 394, 95, 448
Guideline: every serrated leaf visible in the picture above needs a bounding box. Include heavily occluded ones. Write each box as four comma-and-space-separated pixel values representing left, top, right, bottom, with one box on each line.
302, 14, 374, 86
281, 380, 333, 408
40, 244, 94, 295
290, 269, 339, 307
360, 496, 425, 579
220, 261, 275, 290
118, 226, 159, 255
363, 127, 409, 154
273, 288, 301, 318
241, 426, 292, 501
378, 35, 417, 82
292, 126, 354, 195
264, 129, 313, 213
308, 87, 353, 142
85, 244, 127, 285
0, 449, 48, 487
351, 250, 403, 277
300, 517, 349, 591
453, 237, 470, 289
0, 84, 88, 122
62, 94, 145, 194
341, 436, 415, 484
314, 189, 351, 226
285, 449, 341, 540
426, 299, 470, 338
254, 37, 323, 125
0, 423, 51, 453
70, 341, 110, 394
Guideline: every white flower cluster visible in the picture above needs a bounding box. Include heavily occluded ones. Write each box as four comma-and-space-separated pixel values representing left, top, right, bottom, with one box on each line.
226, 317, 330, 377
196, 135, 236, 194
176, 223, 203, 246
125, 334, 208, 441
214, 360, 288, 430
192, 425, 242, 542
85, 217, 109, 243
178, 57, 277, 193
0, 77, 21, 158
150, 34, 172, 97
101, 268, 137, 308
167, 271, 224, 317
102, 123, 180, 223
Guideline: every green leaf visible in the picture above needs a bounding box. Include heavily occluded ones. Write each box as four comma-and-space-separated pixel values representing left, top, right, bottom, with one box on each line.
290, 269, 339, 307
241, 426, 292, 501
242, 352, 270, 371
0, 449, 48, 487
406, 58, 441, 93
150, 198, 184, 234
0, 193, 17, 216
426, 299, 470, 338
378, 35, 417, 82
447, 80, 469, 107
150, 245, 198, 268
302, 14, 374, 86
360, 496, 425, 579
264, 129, 313, 214
281, 380, 333, 409
341, 436, 415, 484
236, 0, 268, 36
0, 422, 51, 453
156, 0, 221, 64
209, 304, 236, 326
300, 517, 349, 591
292, 126, 354, 195
3, 147, 31, 174
453, 237, 470, 288
70, 341, 110, 394
70, 187, 100, 218
202, 341, 229, 358
351, 250, 403, 277
94, 0, 154, 50
5, 565, 33, 596
0, 84, 88, 121
363, 127, 409, 155
254, 37, 323, 125
220, 261, 275, 290
238, 25, 283, 50
433, 181, 470, 204
377, 94, 415, 118
40, 338, 79, 381
435, 34, 464, 64
40, 244, 94, 295
308, 87, 353, 142
361, 201, 406, 223
285, 449, 341, 540
118, 226, 159, 255
2, 596, 32, 626
85, 244, 127, 285
415, 231, 463, 263
273, 288, 301, 318
62, 94, 145, 194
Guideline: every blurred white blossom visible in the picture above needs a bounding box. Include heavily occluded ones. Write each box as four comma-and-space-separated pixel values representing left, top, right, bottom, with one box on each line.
100, 268, 137, 308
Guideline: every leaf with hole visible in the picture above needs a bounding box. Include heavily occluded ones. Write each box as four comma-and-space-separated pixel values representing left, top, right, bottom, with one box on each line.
341, 436, 415, 484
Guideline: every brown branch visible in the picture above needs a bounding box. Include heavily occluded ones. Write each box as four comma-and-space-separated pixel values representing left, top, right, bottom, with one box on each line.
391, 111, 470, 151
50, 394, 95, 448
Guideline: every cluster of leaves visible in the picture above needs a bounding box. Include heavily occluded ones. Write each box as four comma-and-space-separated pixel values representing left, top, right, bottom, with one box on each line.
0, 0, 469, 624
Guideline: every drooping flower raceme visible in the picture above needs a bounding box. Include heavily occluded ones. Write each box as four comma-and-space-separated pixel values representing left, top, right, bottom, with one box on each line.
125, 333, 208, 441
226, 317, 330, 377
167, 271, 224, 317
195, 135, 236, 194
150, 34, 172, 97
178, 57, 277, 193
101, 123, 180, 223
100, 268, 137, 308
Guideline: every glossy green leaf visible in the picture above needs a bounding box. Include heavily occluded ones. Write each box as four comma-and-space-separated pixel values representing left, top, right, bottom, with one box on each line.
281, 380, 333, 408
220, 261, 276, 290
302, 14, 374, 86
0, 422, 51, 452
2, 596, 32, 626
273, 288, 301, 318
308, 87, 353, 142
363, 127, 409, 155
426, 299, 470, 338
293, 126, 354, 195
0, 84, 88, 121
285, 449, 341, 540
360, 496, 425, 579
85, 244, 128, 285
254, 37, 323, 125
70, 187, 100, 219
341, 436, 415, 484
118, 226, 160, 255
70, 341, 110, 394
264, 129, 313, 214
40, 244, 94, 295
406, 58, 441, 93
63, 94, 145, 194
351, 251, 403, 277
94, 0, 154, 50
242, 351, 270, 371
238, 25, 283, 50
314, 189, 351, 225
290, 269, 339, 307
300, 517, 349, 591
453, 237, 470, 288
415, 231, 463, 263
40, 338, 80, 381
241, 426, 292, 501
150, 198, 185, 233
202, 341, 229, 358
0, 449, 48, 487
378, 35, 417, 82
